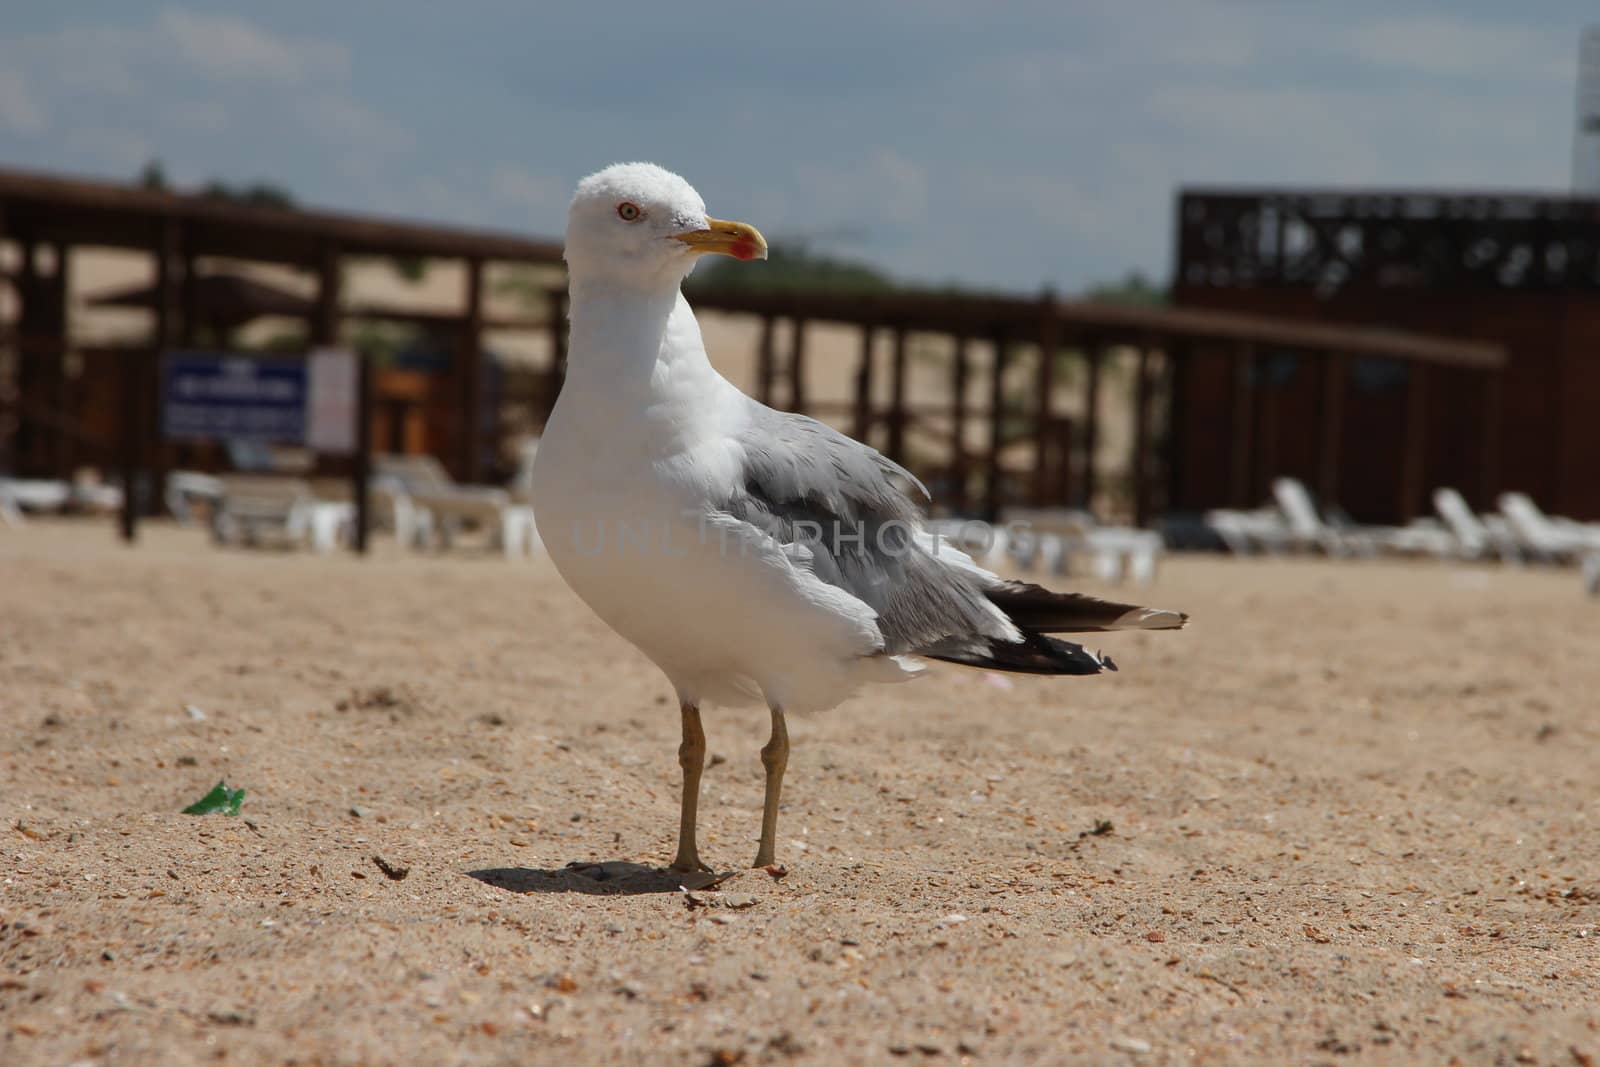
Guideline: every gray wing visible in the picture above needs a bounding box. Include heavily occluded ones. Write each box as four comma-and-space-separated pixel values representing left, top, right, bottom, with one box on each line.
728, 407, 1014, 656
728, 407, 1187, 672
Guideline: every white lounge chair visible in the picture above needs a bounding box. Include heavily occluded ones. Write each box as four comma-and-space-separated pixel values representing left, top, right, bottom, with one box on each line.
1498, 492, 1600, 564
373, 454, 536, 558
2, 475, 124, 524
0, 478, 72, 525
1433, 487, 1521, 563
212, 476, 351, 553
1273, 477, 1454, 558
166, 471, 224, 525
213, 476, 314, 549
1003, 507, 1165, 585
1584, 553, 1600, 597
1205, 505, 1293, 555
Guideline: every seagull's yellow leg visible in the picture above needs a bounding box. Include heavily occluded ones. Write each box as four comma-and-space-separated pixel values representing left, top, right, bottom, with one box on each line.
669, 701, 711, 873
753, 704, 789, 868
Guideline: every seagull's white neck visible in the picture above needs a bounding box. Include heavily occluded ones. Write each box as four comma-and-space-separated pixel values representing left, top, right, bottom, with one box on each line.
560, 275, 736, 435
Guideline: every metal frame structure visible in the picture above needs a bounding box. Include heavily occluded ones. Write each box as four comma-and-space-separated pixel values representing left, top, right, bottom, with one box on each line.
1178, 188, 1600, 295
1176, 187, 1600, 522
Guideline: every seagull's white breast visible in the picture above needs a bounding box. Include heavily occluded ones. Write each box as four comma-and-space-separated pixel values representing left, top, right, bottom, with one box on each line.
531, 293, 903, 710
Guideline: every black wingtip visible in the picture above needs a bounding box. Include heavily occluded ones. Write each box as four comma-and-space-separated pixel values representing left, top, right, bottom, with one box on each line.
929, 633, 1114, 676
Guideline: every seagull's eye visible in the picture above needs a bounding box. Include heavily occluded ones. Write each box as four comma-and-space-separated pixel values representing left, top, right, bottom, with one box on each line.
617, 202, 642, 222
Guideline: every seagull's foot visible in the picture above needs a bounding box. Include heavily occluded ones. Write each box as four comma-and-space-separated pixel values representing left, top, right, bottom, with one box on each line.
668, 855, 712, 875
751, 848, 776, 870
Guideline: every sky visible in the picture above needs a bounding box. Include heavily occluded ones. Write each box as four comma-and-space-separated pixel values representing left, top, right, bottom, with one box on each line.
0, 3, 1594, 293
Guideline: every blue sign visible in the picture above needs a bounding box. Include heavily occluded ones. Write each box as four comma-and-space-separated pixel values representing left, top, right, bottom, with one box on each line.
161, 352, 307, 443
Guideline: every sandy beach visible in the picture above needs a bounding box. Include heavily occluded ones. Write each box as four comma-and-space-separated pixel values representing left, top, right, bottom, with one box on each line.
2, 520, 1597, 1065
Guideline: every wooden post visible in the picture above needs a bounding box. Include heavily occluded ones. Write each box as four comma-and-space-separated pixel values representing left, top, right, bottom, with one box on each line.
1228, 342, 1256, 507
0, 203, 8, 473
118, 346, 141, 543
1479, 370, 1501, 509
312, 245, 341, 345
949, 333, 970, 514
756, 314, 776, 405
887, 326, 909, 462
459, 257, 484, 481
154, 221, 179, 374
1398, 361, 1430, 522
1163, 343, 1188, 515
1255, 350, 1279, 500
14, 238, 38, 474
1032, 296, 1059, 506
180, 240, 200, 346
1081, 341, 1103, 510
51, 243, 72, 477
146, 217, 182, 534
852, 323, 875, 443
1317, 353, 1347, 507
984, 330, 1009, 521
352, 351, 373, 555
787, 316, 808, 413
1132, 345, 1154, 527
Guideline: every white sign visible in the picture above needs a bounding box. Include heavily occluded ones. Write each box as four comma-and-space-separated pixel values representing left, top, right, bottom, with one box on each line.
307, 348, 359, 455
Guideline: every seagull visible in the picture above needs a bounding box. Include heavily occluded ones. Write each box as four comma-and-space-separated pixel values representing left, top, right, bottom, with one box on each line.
532, 162, 1187, 873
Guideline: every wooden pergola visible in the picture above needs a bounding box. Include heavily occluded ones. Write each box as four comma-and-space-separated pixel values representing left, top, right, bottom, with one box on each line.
0, 165, 565, 542
557, 285, 1506, 523
1, 164, 1508, 538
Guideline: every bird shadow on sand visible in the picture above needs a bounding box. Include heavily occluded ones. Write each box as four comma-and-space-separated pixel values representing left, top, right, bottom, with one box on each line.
467, 860, 736, 897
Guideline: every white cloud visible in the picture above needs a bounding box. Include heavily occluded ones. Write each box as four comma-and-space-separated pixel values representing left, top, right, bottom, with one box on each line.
1147, 84, 1398, 184
0, 8, 414, 200
0, 69, 45, 133
489, 166, 566, 217
793, 151, 931, 232
1342, 15, 1569, 81
299, 94, 413, 157
1144, 80, 1558, 189
157, 7, 348, 84
63, 126, 153, 171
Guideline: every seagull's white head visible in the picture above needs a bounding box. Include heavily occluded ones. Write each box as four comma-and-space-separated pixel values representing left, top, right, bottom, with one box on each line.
565, 162, 768, 287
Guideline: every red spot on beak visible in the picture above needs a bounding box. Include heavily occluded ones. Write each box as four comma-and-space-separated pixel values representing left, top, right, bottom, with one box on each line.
729, 241, 757, 261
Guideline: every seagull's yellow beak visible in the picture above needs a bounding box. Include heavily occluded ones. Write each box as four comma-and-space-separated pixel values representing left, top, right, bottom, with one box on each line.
671, 217, 769, 262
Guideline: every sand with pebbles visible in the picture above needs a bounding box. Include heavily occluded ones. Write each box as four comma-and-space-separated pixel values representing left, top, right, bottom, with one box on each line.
3, 520, 1598, 1065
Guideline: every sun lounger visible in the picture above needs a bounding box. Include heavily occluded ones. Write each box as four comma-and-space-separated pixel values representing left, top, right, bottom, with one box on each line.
1433, 487, 1521, 562
212, 476, 313, 548
211, 475, 350, 553
2, 475, 123, 525
1003, 507, 1164, 584
1274, 477, 1454, 558
373, 454, 536, 558
165, 471, 224, 525
1204, 505, 1293, 555
1498, 492, 1600, 563
0, 478, 72, 523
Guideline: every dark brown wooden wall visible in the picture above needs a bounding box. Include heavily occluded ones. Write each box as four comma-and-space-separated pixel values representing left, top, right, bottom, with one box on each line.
1174, 284, 1600, 522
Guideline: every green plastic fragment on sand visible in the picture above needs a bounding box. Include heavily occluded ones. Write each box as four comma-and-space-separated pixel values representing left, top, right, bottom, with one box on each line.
182, 780, 245, 816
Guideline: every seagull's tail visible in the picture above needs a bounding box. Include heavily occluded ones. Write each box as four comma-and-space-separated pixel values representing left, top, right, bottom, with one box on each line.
984, 580, 1188, 634
920, 579, 1185, 676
